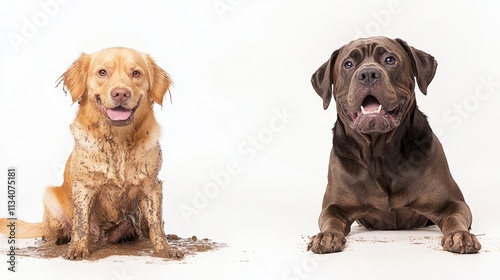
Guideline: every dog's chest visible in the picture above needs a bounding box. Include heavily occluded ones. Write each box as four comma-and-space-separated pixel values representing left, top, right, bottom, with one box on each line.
71, 124, 161, 185
70, 124, 162, 224
86, 145, 158, 186
91, 147, 159, 225
100, 149, 134, 184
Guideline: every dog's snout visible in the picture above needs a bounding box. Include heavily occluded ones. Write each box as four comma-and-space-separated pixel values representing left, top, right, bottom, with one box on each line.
111, 88, 131, 103
357, 67, 381, 86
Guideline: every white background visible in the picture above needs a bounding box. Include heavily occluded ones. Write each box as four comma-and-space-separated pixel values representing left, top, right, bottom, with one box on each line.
1, 0, 499, 279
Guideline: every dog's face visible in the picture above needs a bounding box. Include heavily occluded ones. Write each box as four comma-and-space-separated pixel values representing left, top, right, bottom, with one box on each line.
312, 37, 437, 135
335, 38, 413, 134
60, 47, 171, 127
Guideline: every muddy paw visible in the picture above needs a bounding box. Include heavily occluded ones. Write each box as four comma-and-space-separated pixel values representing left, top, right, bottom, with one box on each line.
307, 232, 346, 254
155, 246, 184, 259
64, 244, 90, 260
441, 231, 481, 254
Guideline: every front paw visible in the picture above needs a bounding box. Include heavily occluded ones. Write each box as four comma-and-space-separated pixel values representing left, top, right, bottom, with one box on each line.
307, 232, 346, 254
64, 243, 91, 260
154, 246, 184, 259
441, 230, 481, 254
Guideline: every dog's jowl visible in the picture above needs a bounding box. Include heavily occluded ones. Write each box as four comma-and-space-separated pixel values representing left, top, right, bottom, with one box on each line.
307, 37, 481, 254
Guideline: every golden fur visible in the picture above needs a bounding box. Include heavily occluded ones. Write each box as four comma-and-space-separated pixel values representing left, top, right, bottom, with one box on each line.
0, 47, 182, 259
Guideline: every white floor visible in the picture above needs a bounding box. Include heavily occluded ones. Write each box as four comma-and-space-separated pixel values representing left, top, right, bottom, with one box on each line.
2, 225, 499, 280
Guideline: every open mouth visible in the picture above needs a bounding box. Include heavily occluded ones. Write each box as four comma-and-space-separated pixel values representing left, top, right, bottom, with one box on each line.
96, 95, 141, 127
107, 106, 132, 121
344, 95, 405, 133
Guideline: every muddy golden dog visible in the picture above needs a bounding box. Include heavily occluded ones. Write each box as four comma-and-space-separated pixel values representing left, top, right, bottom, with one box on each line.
0, 47, 183, 260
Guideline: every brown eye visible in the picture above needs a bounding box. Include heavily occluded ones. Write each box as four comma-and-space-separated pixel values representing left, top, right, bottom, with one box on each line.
132, 70, 141, 77
344, 61, 353, 69
385, 56, 396, 65
98, 69, 107, 76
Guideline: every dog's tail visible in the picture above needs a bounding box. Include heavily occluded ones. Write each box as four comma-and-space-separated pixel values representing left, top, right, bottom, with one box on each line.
0, 218, 43, 239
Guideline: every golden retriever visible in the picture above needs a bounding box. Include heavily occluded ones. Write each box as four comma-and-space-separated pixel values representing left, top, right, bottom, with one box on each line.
0, 47, 183, 260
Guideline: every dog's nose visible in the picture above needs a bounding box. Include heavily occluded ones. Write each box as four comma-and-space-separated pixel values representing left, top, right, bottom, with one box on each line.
111, 88, 131, 103
357, 67, 381, 87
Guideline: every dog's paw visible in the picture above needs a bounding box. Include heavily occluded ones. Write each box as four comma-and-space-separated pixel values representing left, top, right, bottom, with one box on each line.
155, 246, 184, 259
441, 230, 481, 254
64, 243, 90, 260
307, 232, 346, 254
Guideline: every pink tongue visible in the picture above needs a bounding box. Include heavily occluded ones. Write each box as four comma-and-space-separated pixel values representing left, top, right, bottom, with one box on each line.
363, 103, 380, 111
107, 108, 132, 121
361, 96, 380, 111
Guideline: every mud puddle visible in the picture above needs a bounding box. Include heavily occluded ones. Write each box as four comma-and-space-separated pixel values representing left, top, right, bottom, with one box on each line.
16, 234, 226, 262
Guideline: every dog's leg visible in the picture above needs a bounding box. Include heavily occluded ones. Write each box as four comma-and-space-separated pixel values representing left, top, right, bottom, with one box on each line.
42, 186, 72, 244
436, 201, 481, 254
42, 207, 70, 245
140, 180, 183, 259
64, 182, 95, 260
308, 204, 352, 253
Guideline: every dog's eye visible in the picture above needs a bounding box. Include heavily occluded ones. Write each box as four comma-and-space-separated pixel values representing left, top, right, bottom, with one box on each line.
132, 70, 141, 78
385, 56, 396, 65
98, 69, 107, 76
344, 61, 353, 69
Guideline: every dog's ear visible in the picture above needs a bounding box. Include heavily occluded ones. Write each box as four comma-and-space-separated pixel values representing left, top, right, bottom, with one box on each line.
396, 38, 438, 95
145, 55, 171, 106
311, 49, 339, 110
59, 53, 90, 103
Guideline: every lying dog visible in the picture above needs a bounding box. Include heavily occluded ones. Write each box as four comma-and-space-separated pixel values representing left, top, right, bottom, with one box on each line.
307, 37, 481, 254
0, 47, 183, 259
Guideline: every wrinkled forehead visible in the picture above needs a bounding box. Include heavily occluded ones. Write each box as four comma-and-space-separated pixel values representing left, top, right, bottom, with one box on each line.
89, 48, 148, 70
338, 37, 404, 60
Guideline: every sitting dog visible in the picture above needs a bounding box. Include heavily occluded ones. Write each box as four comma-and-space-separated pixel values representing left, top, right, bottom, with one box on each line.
0, 47, 183, 259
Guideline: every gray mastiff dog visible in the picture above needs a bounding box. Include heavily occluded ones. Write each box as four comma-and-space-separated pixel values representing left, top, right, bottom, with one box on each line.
308, 37, 481, 254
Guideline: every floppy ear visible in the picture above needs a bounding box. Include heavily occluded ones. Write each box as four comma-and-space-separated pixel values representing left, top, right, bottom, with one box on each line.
146, 55, 171, 106
58, 53, 90, 103
311, 49, 339, 110
396, 38, 438, 95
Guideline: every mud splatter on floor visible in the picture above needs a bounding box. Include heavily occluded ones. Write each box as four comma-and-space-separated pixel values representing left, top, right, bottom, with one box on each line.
16, 234, 226, 261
